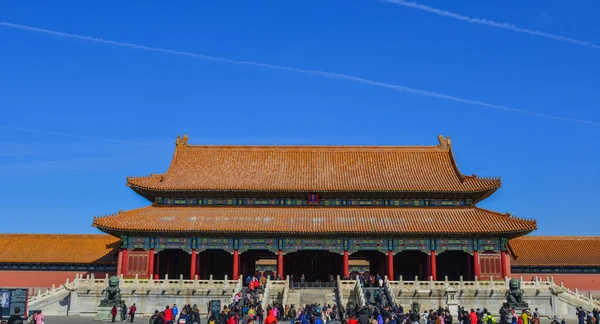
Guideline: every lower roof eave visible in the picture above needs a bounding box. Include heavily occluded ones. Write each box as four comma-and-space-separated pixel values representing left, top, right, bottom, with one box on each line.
96, 227, 535, 239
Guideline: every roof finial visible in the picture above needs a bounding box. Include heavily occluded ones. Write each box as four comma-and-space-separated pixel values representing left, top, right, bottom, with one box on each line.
176, 134, 189, 146
437, 134, 451, 150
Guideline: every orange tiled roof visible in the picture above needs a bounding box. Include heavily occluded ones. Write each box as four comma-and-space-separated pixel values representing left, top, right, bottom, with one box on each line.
127, 135, 501, 195
93, 205, 536, 237
510, 236, 600, 266
0, 234, 119, 264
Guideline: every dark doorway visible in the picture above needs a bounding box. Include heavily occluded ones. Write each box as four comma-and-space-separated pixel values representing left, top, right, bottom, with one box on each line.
240, 250, 277, 279
436, 251, 472, 280
198, 250, 233, 280
350, 250, 386, 278
156, 250, 191, 279
394, 251, 428, 281
284, 250, 342, 282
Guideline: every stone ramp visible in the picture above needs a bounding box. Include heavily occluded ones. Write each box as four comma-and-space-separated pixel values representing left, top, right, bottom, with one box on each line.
287, 288, 337, 308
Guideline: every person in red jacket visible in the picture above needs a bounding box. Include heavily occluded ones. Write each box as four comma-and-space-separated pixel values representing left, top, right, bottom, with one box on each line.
265, 309, 278, 324
111, 305, 118, 323
470, 309, 478, 324
129, 303, 137, 322
164, 305, 174, 324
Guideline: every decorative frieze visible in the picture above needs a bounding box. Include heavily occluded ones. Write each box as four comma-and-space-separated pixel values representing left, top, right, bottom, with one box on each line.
157, 197, 468, 207
347, 238, 388, 253
119, 236, 506, 254
281, 238, 344, 254
393, 239, 431, 253
435, 239, 474, 253
238, 238, 279, 254
476, 239, 502, 252
196, 238, 234, 252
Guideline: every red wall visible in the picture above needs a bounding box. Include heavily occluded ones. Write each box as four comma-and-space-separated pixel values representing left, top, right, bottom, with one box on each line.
515, 273, 600, 297
0, 270, 114, 293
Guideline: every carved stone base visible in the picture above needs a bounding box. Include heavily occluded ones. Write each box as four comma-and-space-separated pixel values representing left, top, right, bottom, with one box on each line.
94, 306, 124, 322
503, 302, 529, 311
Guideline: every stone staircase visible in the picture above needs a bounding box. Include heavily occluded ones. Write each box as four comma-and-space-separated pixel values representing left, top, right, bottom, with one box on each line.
287, 288, 338, 307
363, 287, 391, 308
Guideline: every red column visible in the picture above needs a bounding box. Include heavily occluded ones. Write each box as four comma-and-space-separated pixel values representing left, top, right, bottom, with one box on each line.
343, 250, 349, 279
154, 252, 160, 279
387, 250, 394, 280
233, 250, 239, 280
190, 249, 197, 279
148, 249, 155, 279
473, 251, 481, 279
430, 251, 437, 281
501, 250, 511, 278
278, 250, 284, 279
116, 250, 123, 276
121, 249, 129, 277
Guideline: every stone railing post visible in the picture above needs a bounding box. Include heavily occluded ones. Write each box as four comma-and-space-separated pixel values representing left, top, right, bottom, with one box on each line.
283, 275, 290, 307
474, 276, 479, 290
459, 276, 464, 291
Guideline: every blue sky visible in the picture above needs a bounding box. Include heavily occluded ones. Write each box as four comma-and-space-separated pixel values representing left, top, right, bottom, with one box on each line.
0, 1, 598, 235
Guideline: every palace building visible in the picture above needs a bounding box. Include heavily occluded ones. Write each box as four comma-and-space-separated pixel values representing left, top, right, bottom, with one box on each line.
1, 135, 599, 295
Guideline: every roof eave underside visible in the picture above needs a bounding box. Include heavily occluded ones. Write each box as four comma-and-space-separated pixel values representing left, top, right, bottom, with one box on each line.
128, 183, 500, 202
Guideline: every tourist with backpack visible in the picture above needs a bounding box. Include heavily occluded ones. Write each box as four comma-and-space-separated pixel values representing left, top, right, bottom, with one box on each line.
482, 313, 495, 324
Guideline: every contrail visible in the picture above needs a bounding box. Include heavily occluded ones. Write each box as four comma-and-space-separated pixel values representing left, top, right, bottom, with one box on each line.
0, 126, 157, 146
1, 21, 599, 126
380, 0, 600, 50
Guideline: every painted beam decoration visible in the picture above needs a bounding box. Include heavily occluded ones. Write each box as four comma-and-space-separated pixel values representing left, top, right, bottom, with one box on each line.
128, 237, 151, 249
238, 238, 279, 254
435, 239, 474, 253
348, 238, 388, 253
476, 239, 502, 252
157, 197, 467, 207
119, 236, 503, 255
156, 237, 192, 251
393, 239, 431, 253
281, 238, 344, 254
196, 238, 234, 252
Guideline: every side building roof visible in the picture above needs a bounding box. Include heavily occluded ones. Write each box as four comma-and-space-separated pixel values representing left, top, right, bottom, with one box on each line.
127, 135, 501, 201
93, 205, 536, 237
510, 236, 600, 267
0, 234, 119, 265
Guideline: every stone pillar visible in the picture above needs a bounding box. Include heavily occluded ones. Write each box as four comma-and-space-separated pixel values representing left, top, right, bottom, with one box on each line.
473, 251, 481, 278
343, 250, 349, 278
116, 249, 123, 276
190, 249, 197, 279
430, 251, 437, 281
121, 249, 129, 277
387, 250, 394, 280
278, 250, 284, 279
233, 250, 239, 280
148, 249, 155, 279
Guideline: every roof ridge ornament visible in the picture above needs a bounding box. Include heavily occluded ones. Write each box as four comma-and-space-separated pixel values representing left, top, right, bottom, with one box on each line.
176, 134, 189, 147
437, 134, 451, 150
